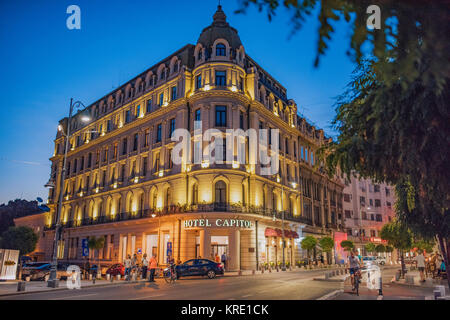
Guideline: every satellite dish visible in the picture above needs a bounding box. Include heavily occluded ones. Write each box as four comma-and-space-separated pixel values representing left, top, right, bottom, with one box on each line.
36, 197, 43, 203
38, 205, 50, 212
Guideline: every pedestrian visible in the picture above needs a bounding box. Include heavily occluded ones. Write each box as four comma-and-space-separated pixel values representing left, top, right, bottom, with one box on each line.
149, 254, 158, 282
124, 254, 132, 280
414, 250, 426, 282
215, 253, 220, 263
141, 253, 149, 280
221, 252, 227, 271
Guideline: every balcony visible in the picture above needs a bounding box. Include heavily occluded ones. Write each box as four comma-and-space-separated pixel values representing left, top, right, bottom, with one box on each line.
44, 204, 314, 230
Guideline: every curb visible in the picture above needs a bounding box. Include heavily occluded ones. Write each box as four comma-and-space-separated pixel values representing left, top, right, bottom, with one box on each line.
316, 289, 344, 300
313, 278, 345, 282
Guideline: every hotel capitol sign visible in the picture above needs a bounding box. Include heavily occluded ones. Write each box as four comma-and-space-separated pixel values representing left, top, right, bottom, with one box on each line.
184, 218, 253, 229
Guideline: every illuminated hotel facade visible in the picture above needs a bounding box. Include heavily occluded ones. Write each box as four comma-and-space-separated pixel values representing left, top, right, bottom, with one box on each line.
40, 6, 344, 270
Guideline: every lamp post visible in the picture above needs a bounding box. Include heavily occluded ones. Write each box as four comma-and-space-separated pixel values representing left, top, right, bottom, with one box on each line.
281, 183, 286, 271
46, 99, 90, 287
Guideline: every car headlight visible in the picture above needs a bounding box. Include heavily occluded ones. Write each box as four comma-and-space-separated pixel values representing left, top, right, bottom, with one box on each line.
163, 268, 169, 272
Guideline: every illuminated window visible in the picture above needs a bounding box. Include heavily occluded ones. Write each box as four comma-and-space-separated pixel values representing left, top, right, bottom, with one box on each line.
215, 70, 226, 86
215, 105, 227, 127
214, 181, 226, 204
156, 124, 162, 143
195, 75, 202, 89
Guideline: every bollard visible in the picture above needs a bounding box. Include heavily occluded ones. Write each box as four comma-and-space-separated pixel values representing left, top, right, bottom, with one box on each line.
89, 274, 93, 281
117, 274, 121, 281
434, 290, 441, 300
106, 274, 110, 281
17, 281, 26, 292
435, 285, 446, 297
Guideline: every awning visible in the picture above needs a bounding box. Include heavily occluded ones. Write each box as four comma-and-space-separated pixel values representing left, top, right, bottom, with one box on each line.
264, 228, 278, 237
291, 231, 299, 239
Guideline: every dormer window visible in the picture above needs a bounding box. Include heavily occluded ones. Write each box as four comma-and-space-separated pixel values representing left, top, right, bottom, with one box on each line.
216, 43, 226, 56
198, 50, 202, 61
160, 70, 165, 80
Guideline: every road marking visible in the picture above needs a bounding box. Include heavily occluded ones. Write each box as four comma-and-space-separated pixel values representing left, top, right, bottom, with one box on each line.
129, 294, 166, 300
242, 294, 253, 298
317, 289, 343, 300
259, 290, 268, 294
51, 293, 98, 300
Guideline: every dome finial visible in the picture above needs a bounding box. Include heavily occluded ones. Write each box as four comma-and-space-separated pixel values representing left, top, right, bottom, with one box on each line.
213, 2, 227, 25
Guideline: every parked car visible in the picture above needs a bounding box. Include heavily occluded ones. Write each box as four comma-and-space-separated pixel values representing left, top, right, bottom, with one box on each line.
375, 256, 387, 265
106, 263, 125, 276
175, 259, 224, 279
362, 256, 377, 266
21, 262, 71, 281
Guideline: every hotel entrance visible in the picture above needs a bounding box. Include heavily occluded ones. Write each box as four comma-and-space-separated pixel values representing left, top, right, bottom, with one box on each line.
210, 236, 228, 260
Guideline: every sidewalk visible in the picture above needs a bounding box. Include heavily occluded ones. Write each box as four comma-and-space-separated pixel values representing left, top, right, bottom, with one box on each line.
0, 266, 341, 297
391, 270, 448, 289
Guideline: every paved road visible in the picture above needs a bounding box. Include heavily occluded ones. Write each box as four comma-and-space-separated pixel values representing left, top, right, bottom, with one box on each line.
0, 269, 341, 300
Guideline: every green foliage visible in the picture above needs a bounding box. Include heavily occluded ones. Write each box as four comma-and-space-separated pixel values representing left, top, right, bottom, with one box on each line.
413, 239, 434, 253
365, 242, 376, 253
0, 199, 42, 234
0, 226, 38, 255
380, 220, 412, 251
385, 245, 394, 253
319, 237, 334, 253
340, 240, 354, 251
375, 244, 386, 253
301, 236, 317, 251
88, 236, 105, 251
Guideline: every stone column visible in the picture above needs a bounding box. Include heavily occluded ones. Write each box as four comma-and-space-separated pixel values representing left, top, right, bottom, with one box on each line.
229, 229, 241, 271
200, 229, 210, 260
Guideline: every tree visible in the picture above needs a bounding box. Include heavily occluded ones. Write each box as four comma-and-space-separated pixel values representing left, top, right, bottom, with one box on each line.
375, 244, 386, 254
301, 236, 317, 263
238, 0, 450, 289
319, 237, 335, 264
380, 220, 412, 278
412, 239, 434, 254
0, 199, 42, 234
365, 243, 376, 255
340, 240, 354, 252
0, 226, 38, 255
87, 236, 105, 276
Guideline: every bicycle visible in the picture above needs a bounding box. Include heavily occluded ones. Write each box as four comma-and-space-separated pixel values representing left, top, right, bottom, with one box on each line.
163, 264, 177, 284
352, 269, 362, 296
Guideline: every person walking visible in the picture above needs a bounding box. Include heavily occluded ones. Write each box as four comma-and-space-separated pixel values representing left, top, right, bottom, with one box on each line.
124, 255, 132, 280
149, 254, 158, 282
141, 253, 149, 280
414, 251, 426, 282
221, 252, 227, 271
131, 253, 138, 280
215, 253, 220, 263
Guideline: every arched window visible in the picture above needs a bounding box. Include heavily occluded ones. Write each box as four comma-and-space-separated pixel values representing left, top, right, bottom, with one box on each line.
215, 181, 226, 204
192, 184, 198, 205
198, 49, 202, 61
128, 195, 133, 213
216, 43, 226, 56
165, 188, 171, 208
152, 192, 157, 210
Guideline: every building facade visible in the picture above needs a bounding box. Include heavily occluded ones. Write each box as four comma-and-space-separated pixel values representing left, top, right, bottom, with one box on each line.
41, 6, 344, 270
341, 175, 396, 256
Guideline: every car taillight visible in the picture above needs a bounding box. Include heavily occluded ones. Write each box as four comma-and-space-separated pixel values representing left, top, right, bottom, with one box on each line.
216, 263, 223, 269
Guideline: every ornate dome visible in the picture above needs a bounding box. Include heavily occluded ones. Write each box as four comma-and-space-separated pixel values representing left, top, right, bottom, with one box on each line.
197, 5, 243, 50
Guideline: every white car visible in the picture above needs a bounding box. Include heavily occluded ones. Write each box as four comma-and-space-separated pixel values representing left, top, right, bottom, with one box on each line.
375, 256, 386, 265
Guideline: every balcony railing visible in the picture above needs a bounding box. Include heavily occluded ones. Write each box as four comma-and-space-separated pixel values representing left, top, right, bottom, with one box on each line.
44, 204, 314, 230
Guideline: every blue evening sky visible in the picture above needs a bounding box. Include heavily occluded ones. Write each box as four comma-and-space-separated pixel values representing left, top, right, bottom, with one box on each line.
0, 0, 355, 204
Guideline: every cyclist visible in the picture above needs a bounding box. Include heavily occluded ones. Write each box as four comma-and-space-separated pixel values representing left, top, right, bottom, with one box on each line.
348, 250, 361, 290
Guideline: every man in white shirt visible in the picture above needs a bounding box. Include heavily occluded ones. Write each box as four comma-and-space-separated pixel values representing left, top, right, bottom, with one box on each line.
414, 251, 426, 282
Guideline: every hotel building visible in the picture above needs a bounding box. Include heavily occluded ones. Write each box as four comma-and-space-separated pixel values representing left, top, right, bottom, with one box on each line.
38, 6, 344, 270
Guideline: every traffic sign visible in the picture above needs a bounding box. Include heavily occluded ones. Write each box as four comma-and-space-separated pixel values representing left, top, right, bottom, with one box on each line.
81, 239, 89, 257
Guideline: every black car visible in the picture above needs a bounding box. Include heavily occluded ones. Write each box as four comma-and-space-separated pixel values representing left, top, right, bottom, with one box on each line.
176, 259, 224, 279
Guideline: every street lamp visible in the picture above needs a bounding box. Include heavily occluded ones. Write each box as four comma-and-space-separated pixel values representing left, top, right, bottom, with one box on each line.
45, 99, 90, 288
